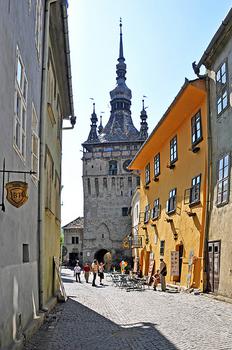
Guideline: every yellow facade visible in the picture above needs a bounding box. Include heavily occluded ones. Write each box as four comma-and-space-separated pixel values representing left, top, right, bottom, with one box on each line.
130, 79, 207, 290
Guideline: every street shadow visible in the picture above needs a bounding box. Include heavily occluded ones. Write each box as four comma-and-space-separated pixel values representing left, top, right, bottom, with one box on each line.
24, 298, 178, 350
61, 277, 75, 283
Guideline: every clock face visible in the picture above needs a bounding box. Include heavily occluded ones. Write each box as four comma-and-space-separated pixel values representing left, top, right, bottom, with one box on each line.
123, 159, 132, 172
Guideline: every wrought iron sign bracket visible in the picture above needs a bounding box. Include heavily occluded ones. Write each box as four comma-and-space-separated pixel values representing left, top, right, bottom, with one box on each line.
0, 158, 36, 212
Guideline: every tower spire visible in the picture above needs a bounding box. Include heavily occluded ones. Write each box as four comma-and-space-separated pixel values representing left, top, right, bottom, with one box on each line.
139, 99, 148, 140
119, 18, 124, 60
86, 103, 99, 143
98, 115, 103, 134
116, 18, 127, 84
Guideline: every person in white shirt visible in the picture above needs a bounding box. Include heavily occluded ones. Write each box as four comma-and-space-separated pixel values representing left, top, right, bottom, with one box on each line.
74, 263, 81, 283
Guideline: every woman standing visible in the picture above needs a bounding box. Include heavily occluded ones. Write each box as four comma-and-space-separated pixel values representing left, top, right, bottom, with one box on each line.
98, 262, 105, 285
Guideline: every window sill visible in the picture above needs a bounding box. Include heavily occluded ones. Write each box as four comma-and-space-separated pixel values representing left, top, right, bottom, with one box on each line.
166, 209, 176, 216
189, 200, 201, 208
216, 201, 229, 208
217, 103, 230, 118
192, 137, 203, 148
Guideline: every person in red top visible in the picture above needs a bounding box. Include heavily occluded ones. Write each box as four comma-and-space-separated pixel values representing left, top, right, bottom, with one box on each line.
83, 263, 91, 283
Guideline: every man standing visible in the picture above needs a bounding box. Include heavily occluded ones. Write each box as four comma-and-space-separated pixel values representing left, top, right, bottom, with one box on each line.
160, 258, 167, 291
83, 263, 91, 283
74, 263, 82, 283
91, 259, 99, 287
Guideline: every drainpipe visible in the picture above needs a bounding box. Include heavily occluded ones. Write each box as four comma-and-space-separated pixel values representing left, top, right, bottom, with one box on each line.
38, 0, 59, 311
203, 74, 212, 292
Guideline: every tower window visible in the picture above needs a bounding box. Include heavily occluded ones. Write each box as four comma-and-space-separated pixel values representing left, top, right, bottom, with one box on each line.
87, 178, 91, 194
103, 177, 107, 189
109, 160, 117, 175
95, 178, 99, 196
122, 207, 128, 216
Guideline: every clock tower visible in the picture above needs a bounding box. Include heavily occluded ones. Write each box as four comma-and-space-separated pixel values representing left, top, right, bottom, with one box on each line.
82, 21, 148, 267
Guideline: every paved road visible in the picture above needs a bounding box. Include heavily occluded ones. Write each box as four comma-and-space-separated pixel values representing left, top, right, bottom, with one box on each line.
24, 269, 232, 350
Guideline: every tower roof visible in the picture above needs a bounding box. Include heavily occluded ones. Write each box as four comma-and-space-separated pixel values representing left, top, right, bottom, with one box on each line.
83, 20, 143, 147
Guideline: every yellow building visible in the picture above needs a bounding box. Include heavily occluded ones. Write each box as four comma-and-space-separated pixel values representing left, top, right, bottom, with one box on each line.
129, 78, 207, 290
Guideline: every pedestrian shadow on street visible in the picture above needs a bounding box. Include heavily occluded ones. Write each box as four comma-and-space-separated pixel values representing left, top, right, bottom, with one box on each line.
24, 297, 178, 350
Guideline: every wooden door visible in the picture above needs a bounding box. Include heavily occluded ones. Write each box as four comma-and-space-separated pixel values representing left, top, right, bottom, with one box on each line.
207, 241, 220, 292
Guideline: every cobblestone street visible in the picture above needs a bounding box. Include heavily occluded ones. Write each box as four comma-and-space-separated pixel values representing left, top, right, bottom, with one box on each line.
24, 269, 232, 350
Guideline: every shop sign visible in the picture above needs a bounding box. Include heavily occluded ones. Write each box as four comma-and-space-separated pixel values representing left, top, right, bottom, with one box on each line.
5, 181, 28, 208
170, 251, 179, 276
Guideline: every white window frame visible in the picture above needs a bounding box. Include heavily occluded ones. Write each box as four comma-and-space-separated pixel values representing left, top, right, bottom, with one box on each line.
216, 61, 228, 116
31, 104, 40, 181
35, 0, 42, 60
217, 154, 230, 205
14, 47, 27, 159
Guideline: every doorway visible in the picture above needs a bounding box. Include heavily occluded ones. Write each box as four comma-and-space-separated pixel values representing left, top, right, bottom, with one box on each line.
207, 241, 220, 293
69, 253, 79, 267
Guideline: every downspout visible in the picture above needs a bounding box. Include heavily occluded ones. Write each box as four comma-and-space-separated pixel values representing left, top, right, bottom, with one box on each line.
38, 0, 59, 311
204, 74, 212, 292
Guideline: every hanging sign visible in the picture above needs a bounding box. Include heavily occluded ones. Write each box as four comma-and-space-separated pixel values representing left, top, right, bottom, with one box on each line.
5, 181, 28, 208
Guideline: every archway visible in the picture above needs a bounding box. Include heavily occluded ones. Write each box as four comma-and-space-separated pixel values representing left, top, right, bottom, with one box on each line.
94, 249, 112, 271
94, 249, 109, 263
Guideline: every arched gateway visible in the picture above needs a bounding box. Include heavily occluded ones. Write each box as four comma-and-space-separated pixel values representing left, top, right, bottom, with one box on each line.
94, 249, 112, 271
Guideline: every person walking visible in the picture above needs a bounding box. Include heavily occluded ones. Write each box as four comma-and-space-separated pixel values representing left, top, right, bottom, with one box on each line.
98, 262, 104, 285
74, 263, 81, 283
83, 262, 91, 283
159, 259, 167, 291
91, 259, 99, 287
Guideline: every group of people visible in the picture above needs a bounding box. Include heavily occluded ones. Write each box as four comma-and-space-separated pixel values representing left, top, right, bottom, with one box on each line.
74, 259, 105, 287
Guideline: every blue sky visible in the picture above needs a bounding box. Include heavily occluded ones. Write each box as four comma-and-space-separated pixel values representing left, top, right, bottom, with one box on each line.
61, 1, 232, 226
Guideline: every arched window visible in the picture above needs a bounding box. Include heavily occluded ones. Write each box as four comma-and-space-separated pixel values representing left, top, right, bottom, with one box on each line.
109, 160, 117, 175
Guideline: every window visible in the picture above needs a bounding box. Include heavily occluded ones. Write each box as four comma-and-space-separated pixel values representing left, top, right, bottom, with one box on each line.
160, 240, 165, 256
122, 207, 128, 216
103, 177, 107, 189
191, 111, 202, 145
95, 178, 99, 196
109, 160, 117, 175
154, 153, 160, 177
170, 136, 177, 164
87, 178, 91, 195
166, 188, 176, 214
128, 177, 132, 187
72, 237, 79, 244
136, 176, 140, 187
111, 177, 115, 188
23, 244, 29, 263
145, 163, 150, 184
217, 154, 230, 205
190, 175, 201, 204
35, 0, 42, 59
45, 148, 54, 210
55, 172, 60, 219
144, 204, 150, 223
31, 104, 39, 180
216, 62, 228, 115
14, 47, 27, 158
152, 198, 160, 219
